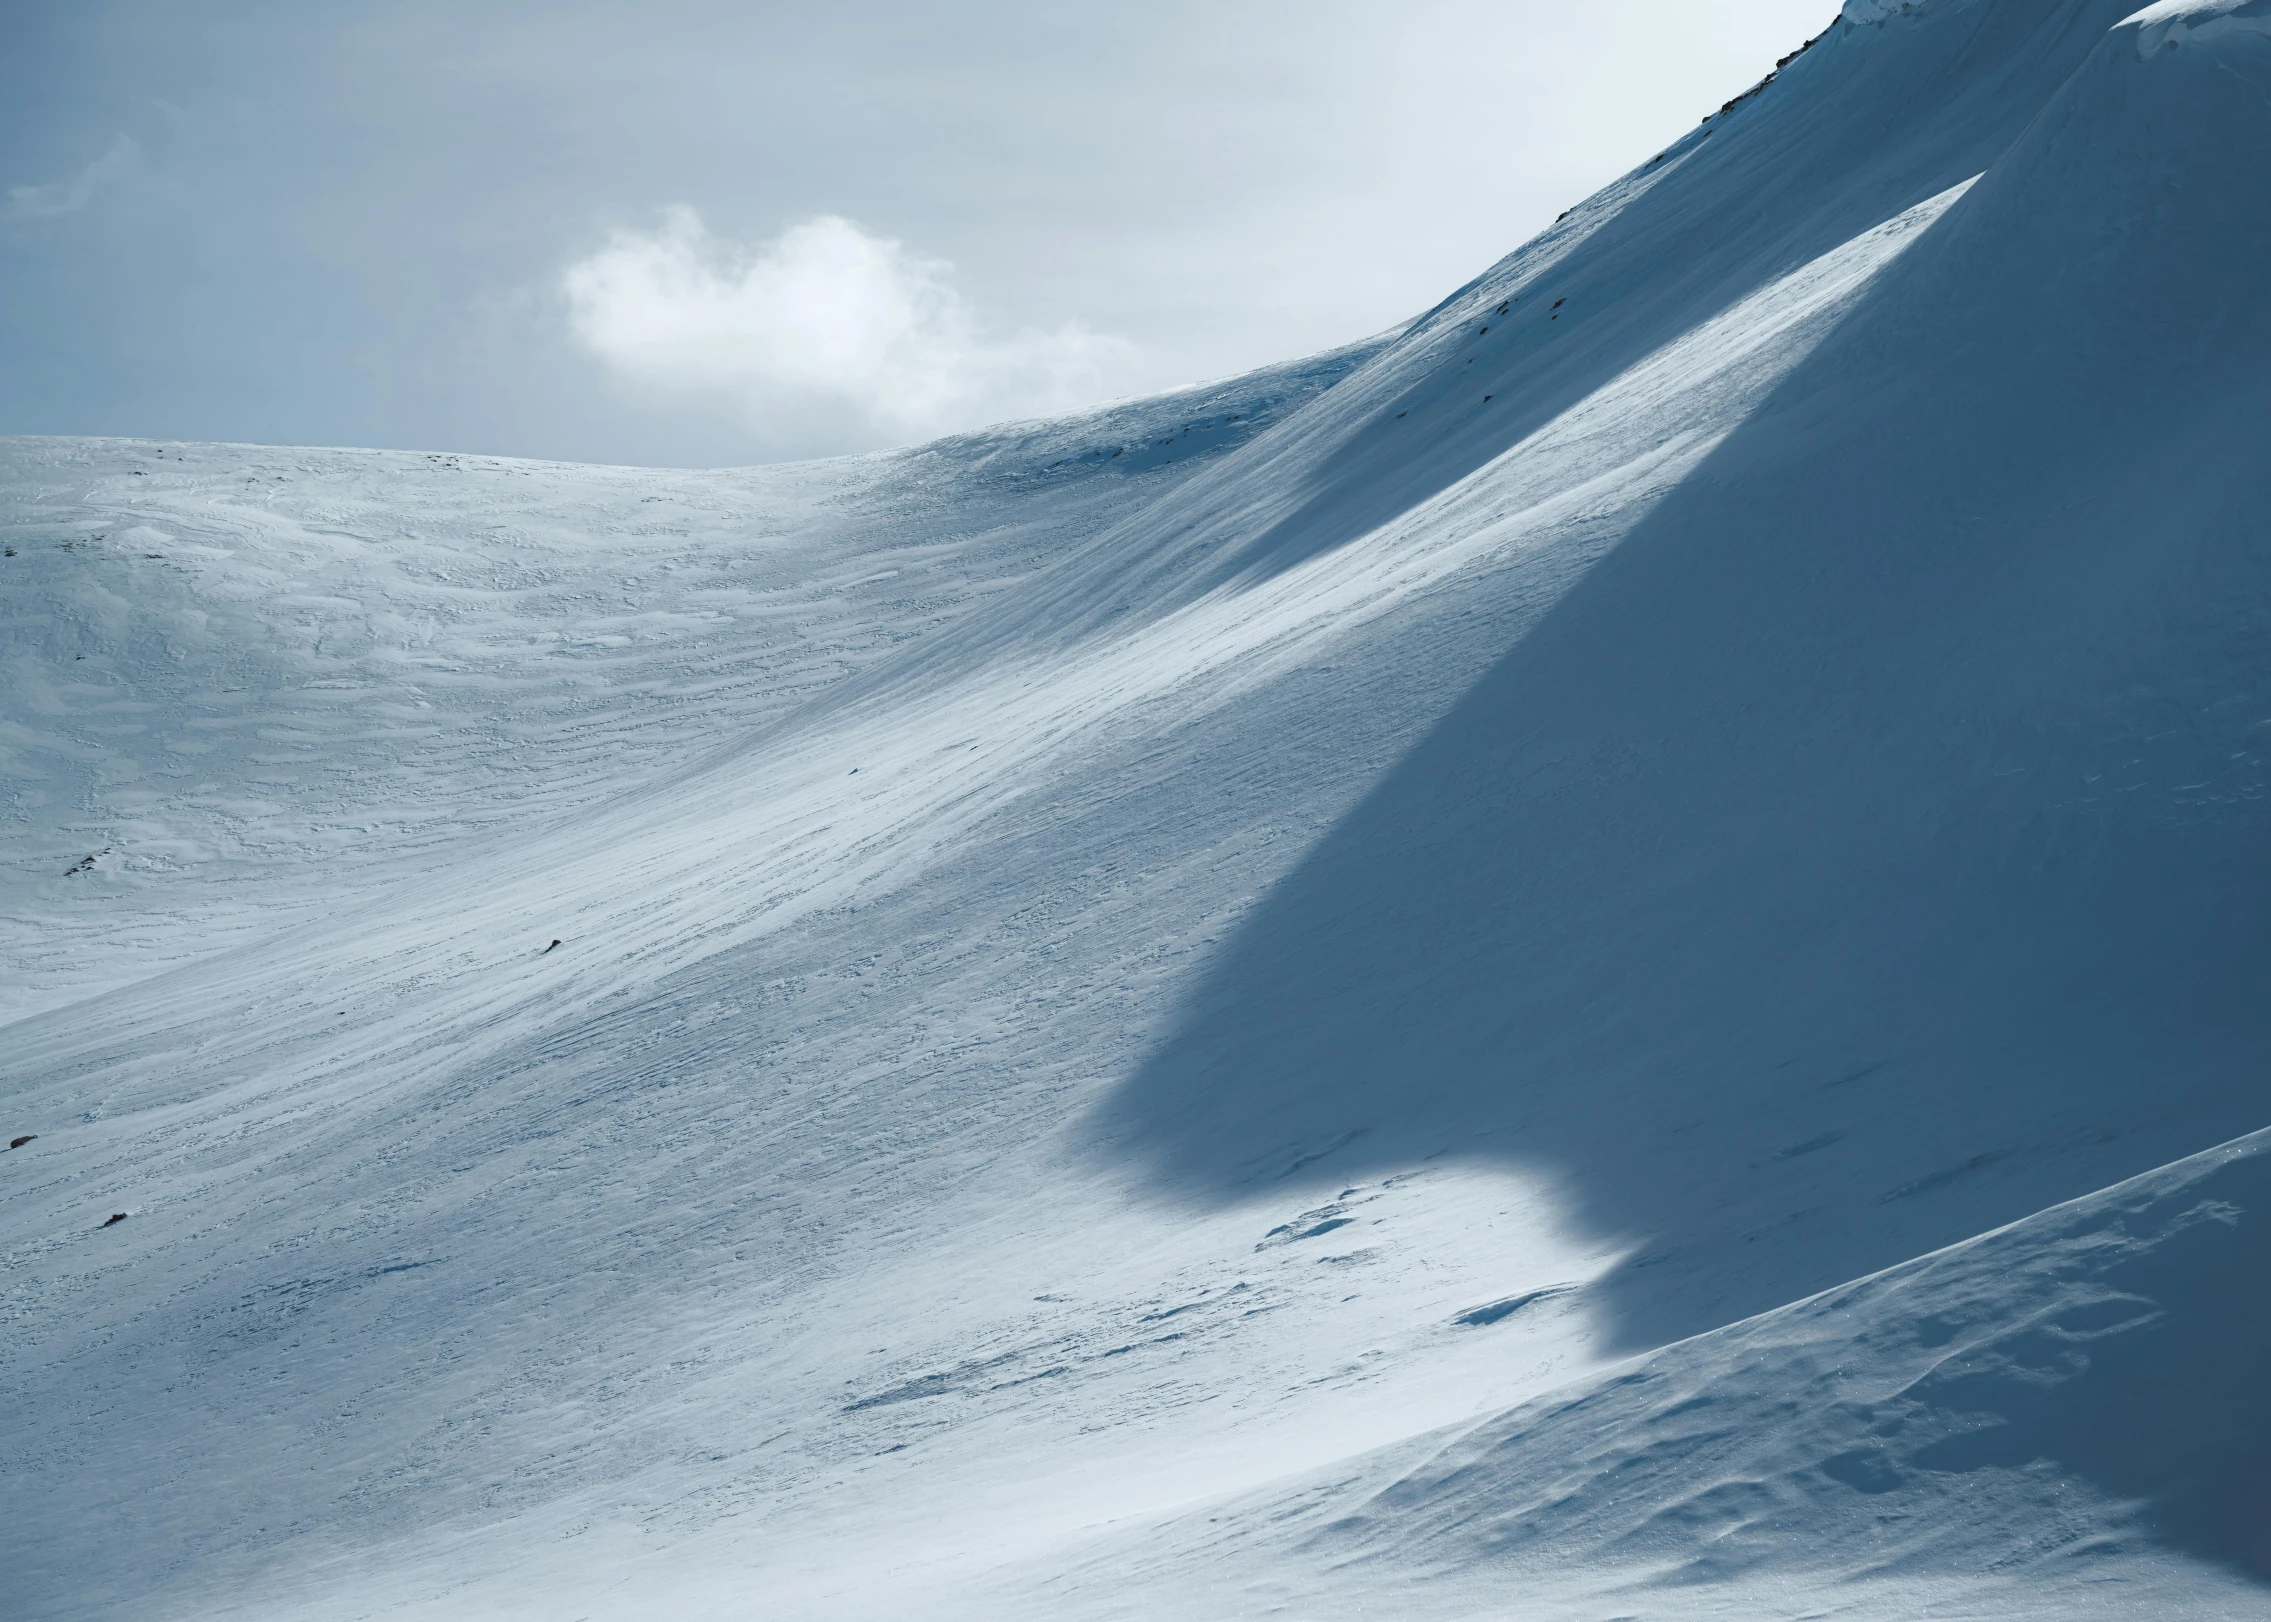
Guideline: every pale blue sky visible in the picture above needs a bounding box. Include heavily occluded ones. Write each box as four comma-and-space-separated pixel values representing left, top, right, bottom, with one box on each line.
0, 1, 1833, 465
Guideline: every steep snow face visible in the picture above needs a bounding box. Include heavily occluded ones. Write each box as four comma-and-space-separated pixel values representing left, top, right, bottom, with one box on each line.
1096, 0, 2271, 1344
4, 1, 2269, 1620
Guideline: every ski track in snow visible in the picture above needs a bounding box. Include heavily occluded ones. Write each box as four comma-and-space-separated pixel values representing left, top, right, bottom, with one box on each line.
4, 2, 2271, 1618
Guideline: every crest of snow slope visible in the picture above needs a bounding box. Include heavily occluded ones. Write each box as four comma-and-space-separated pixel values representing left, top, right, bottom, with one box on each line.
2128, 0, 2271, 53
2, 0, 2268, 1618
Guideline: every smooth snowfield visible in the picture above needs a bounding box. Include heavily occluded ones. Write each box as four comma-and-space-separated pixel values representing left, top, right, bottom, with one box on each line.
3, 1, 2269, 1618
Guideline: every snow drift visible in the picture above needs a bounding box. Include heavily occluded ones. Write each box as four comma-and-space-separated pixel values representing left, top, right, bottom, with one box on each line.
2, 1, 2267, 1619
1010, 1124, 2271, 1620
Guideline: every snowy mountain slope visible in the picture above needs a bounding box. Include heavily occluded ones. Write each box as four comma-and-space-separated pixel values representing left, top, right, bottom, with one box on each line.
2, 2, 2267, 1619
0, 338, 1377, 1021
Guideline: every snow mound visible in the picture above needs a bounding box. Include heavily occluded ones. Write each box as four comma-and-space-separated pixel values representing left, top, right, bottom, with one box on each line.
1361, 1129, 2271, 1581
1030, 1128, 2271, 1619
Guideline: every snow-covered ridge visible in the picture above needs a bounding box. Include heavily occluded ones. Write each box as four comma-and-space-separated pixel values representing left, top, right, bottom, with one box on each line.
2125, 0, 2271, 52
1842, 0, 1936, 23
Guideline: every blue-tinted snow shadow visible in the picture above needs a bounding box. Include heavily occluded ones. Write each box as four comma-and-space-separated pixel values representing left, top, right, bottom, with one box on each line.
1085, 19, 2271, 1576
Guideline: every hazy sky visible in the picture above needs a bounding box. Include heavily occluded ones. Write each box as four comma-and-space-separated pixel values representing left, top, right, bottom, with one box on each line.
0, 1, 1834, 466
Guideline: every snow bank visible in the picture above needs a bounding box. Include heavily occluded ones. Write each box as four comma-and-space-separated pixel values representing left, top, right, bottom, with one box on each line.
1385, 1125, 2271, 1578
1038, 1126, 2271, 1619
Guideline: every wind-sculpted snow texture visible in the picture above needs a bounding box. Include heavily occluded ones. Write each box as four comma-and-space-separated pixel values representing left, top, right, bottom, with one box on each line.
2, 2, 2268, 1619
1006, 1128, 2271, 1620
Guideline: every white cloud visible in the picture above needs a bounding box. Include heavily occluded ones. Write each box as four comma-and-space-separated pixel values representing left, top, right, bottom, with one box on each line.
3, 135, 140, 223
560, 208, 1135, 448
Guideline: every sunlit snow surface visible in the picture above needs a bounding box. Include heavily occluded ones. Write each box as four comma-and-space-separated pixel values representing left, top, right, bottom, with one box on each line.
5, 1, 2271, 1618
